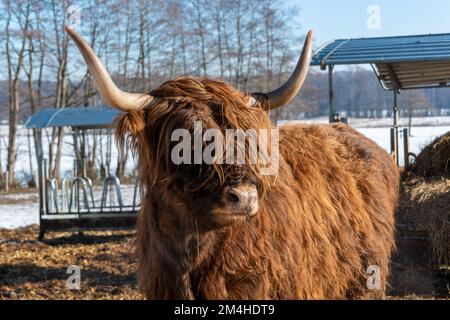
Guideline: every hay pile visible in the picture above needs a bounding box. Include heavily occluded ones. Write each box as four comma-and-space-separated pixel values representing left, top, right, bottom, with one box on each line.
400, 131, 450, 268
399, 176, 450, 268
412, 131, 450, 177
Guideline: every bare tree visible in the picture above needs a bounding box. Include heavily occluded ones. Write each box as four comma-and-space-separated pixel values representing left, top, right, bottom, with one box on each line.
21, 1, 51, 186
190, 0, 209, 77
115, 0, 135, 179
0, 0, 310, 185
4, 0, 32, 187
47, 0, 70, 180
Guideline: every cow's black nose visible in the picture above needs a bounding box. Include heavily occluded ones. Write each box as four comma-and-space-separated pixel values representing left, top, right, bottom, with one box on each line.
227, 189, 241, 203
223, 183, 259, 216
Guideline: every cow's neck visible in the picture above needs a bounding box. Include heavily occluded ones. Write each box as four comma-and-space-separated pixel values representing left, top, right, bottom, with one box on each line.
151, 193, 222, 270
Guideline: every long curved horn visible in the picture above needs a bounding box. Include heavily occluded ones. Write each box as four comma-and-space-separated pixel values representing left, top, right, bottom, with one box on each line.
65, 27, 152, 111
251, 30, 313, 110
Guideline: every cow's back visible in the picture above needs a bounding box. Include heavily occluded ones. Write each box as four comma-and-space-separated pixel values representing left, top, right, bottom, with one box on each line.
279, 123, 399, 215
278, 122, 399, 298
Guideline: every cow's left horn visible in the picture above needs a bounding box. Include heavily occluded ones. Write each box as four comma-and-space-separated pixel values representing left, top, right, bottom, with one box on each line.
66, 27, 152, 111
251, 30, 313, 110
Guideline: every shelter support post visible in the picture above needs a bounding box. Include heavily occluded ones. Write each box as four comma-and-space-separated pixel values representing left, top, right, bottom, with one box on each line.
38, 159, 44, 216
73, 128, 81, 177
37, 158, 48, 240
392, 91, 399, 166
34, 129, 43, 164
328, 65, 334, 123
403, 128, 409, 171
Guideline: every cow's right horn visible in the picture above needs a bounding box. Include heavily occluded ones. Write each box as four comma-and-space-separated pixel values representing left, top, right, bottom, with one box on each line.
66, 27, 152, 111
250, 30, 313, 110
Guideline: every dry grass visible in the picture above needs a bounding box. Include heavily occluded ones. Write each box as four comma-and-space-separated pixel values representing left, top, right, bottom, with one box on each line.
391, 172, 450, 299
0, 225, 141, 300
413, 131, 450, 177
399, 130, 450, 272
0, 222, 448, 299
399, 175, 450, 267
388, 235, 449, 298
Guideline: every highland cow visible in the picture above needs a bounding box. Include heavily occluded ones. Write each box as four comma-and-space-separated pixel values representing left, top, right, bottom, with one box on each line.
67, 27, 399, 299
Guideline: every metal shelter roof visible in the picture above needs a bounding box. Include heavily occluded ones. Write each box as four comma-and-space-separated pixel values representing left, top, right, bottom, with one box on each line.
25, 107, 121, 129
311, 33, 450, 91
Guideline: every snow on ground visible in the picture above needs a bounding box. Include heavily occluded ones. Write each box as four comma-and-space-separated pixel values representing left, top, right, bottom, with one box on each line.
279, 115, 450, 128
357, 126, 450, 165
1, 116, 450, 229
0, 184, 138, 229
0, 201, 39, 230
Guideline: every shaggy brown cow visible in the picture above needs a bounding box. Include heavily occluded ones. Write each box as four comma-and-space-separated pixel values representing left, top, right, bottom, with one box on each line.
66, 27, 399, 299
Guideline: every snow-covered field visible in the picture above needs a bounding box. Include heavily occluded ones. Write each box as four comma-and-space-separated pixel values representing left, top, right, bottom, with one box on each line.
1, 116, 450, 229
0, 193, 39, 229
280, 115, 450, 128
357, 126, 450, 165
0, 184, 138, 229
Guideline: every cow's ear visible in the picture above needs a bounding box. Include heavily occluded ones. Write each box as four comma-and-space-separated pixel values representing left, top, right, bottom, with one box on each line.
115, 110, 145, 150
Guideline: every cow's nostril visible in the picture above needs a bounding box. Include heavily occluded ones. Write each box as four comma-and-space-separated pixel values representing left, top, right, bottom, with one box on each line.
227, 191, 240, 203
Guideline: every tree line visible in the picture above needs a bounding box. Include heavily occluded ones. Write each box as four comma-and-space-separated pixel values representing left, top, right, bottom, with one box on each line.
1, 0, 449, 188
0, 0, 300, 187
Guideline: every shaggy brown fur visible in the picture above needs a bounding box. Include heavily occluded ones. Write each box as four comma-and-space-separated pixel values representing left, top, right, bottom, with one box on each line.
116, 77, 399, 299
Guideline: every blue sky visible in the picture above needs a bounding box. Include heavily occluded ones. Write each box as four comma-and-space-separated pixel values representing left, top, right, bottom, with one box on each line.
287, 0, 450, 48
